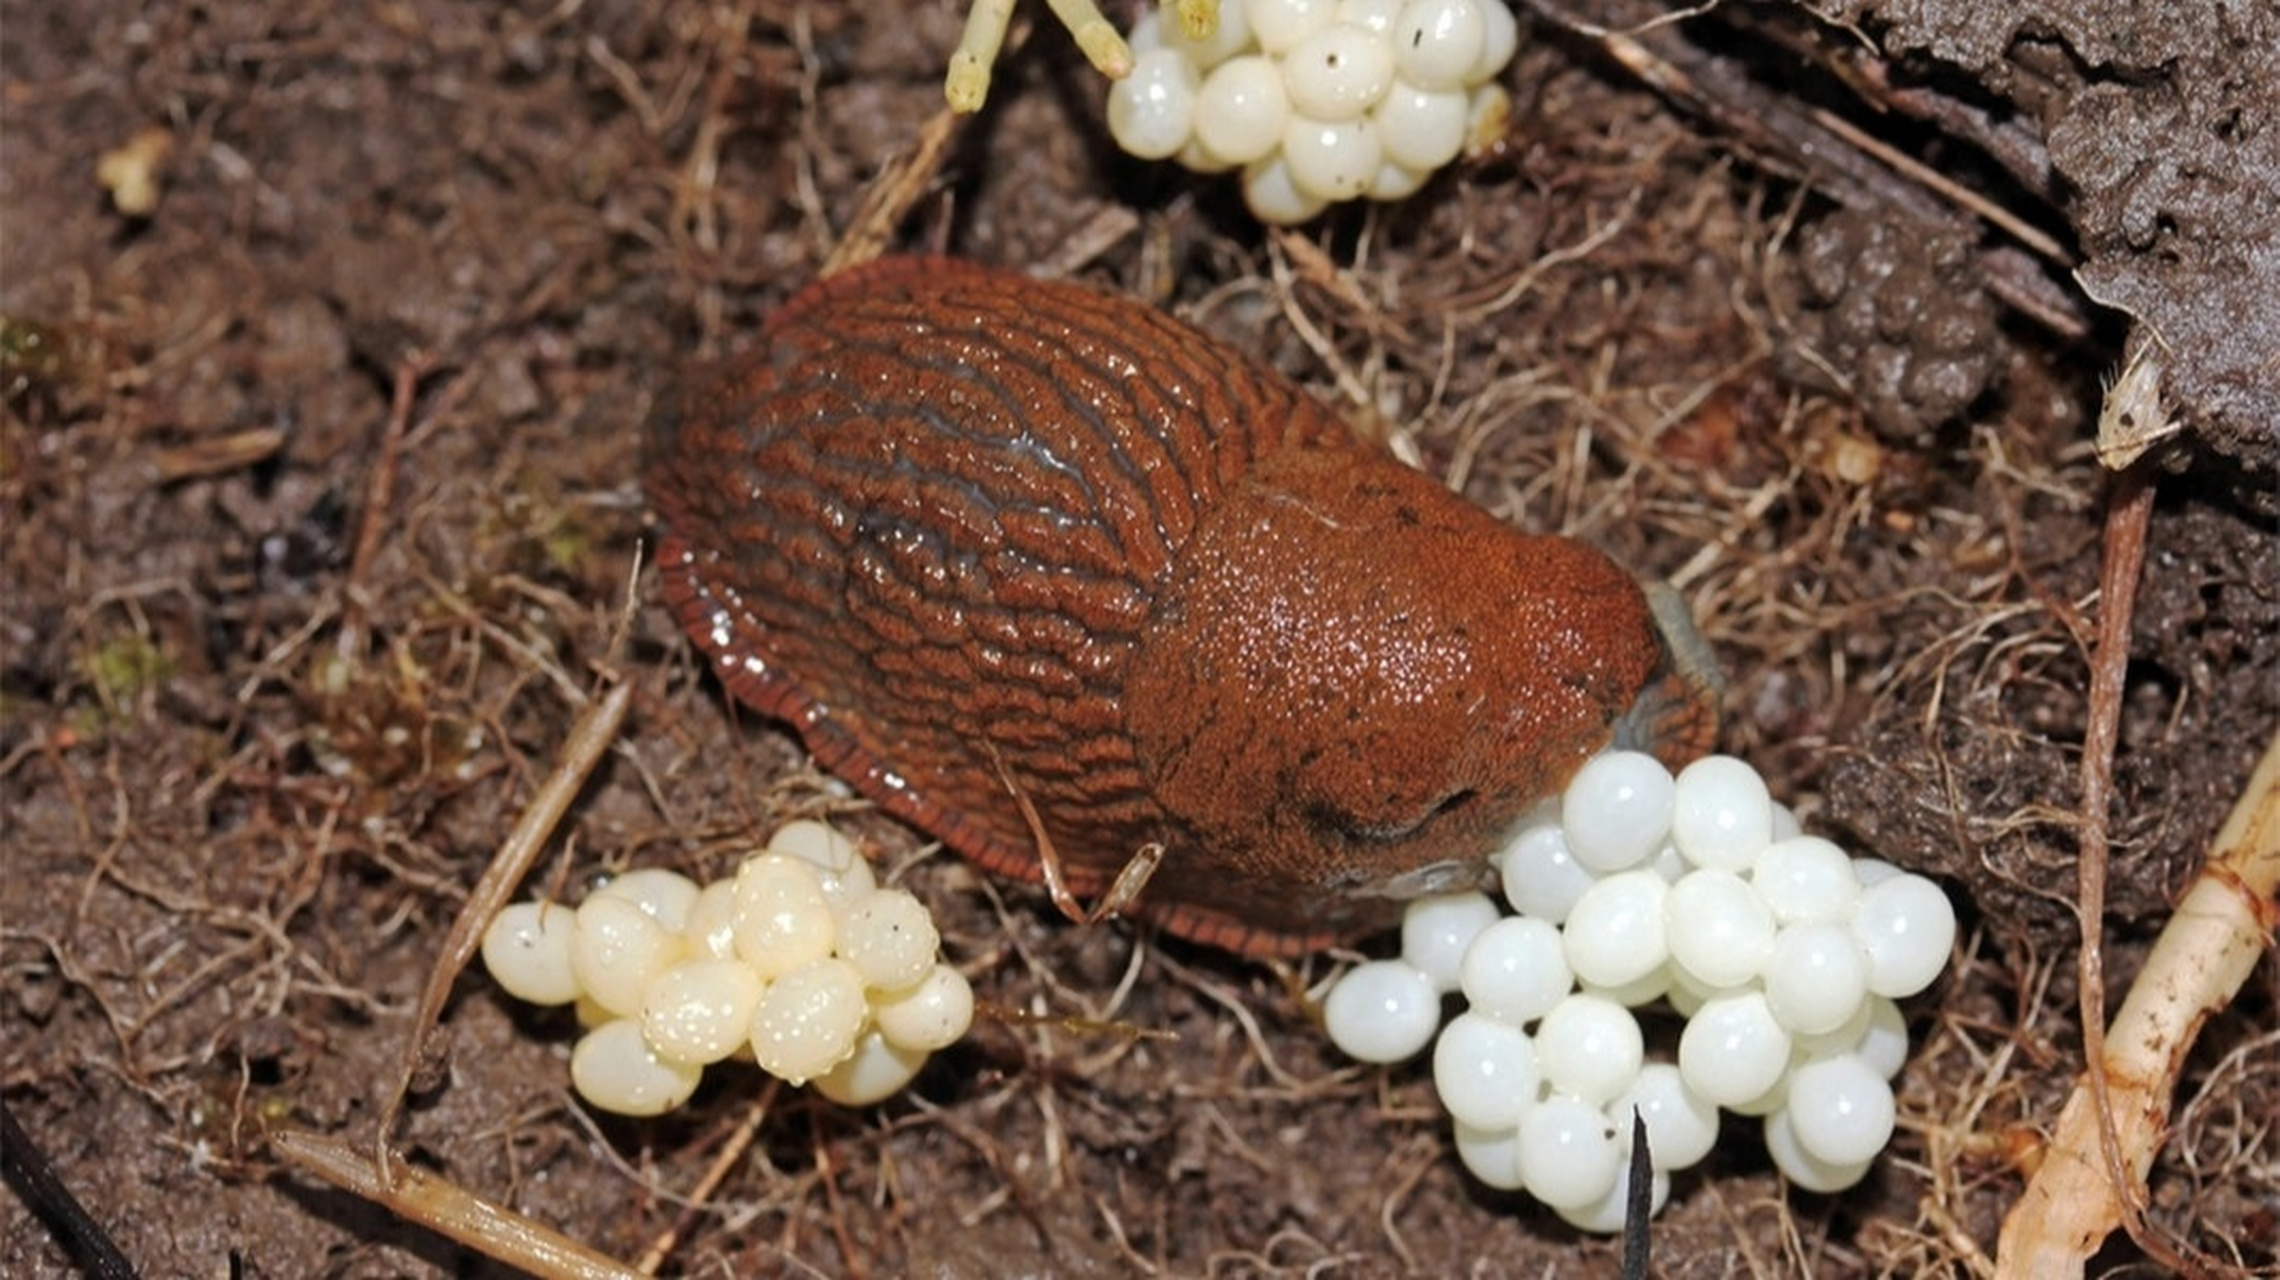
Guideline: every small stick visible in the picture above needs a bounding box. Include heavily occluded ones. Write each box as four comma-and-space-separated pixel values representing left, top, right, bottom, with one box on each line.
987, 743, 1163, 925
822, 107, 963, 278
377, 676, 636, 1163
0, 1096, 137, 1280
272, 1130, 642, 1280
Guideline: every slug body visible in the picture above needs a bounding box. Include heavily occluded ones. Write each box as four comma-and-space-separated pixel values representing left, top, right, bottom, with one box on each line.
646, 257, 1717, 956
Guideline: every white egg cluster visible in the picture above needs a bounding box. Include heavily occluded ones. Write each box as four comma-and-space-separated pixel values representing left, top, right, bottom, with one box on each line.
480, 821, 974, 1116
1322, 752, 1957, 1231
1105, 0, 1518, 223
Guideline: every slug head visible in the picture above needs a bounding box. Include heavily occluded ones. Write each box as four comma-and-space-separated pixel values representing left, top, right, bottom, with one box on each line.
1128, 448, 1713, 947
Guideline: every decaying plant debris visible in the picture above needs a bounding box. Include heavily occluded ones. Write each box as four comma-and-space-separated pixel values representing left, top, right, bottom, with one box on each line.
4, 1, 2274, 1276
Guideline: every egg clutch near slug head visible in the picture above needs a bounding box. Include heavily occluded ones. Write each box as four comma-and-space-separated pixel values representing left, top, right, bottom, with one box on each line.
1322, 750, 1960, 1232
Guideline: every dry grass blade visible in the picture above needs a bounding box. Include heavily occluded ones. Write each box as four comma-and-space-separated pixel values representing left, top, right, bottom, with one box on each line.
271, 1130, 643, 1280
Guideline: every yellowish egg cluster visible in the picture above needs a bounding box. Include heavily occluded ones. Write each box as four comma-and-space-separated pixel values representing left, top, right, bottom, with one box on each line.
480, 822, 974, 1115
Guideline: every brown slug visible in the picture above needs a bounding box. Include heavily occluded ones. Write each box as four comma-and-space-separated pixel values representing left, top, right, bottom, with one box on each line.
645, 256, 1718, 957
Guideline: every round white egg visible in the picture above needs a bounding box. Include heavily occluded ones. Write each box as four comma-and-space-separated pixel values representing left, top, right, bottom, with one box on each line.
1495, 818, 1596, 923
1281, 115, 1383, 200
1784, 1052, 1896, 1167
1161, 0, 1254, 67
1562, 869, 1670, 989
482, 901, 581, 1006
1391, 0, 1486, 90
871, 962, 975, 1053
1763, 1106, 1875, 1194
1677, 990, 1792, 1107
642, 956, 766, 1067
1556, 1164, 1668, 1235
1282, 24, 1397, 121
1670, 754, 1776, 872
766, 820, 876, 907
1534, 994, 1645, 1106
1371, 81, 1469, 171
1611, 1062, 1720, 1172
1560, 751, 1676, 872
1108, 47, 1200, 161
683, 879, 740, 961
1432, 1010, 1541, 1130
1663, 868, 1775, 990
1241, 155, 1330, 224
1323, 958, 1442, 1063
1249, 0, 1337, 54
812, 1029, 930, 1107
1459, 915, 1572, 1026
835, 886, 940, 992
1851, 873, 1956, 999
571, 894, 686, 1019
1452, 1118, 1526, 1191
1762, 921, 1870, 1036
1464, 0, 1519, 86
1752, 835, 1860, 925
1517, 1094, 1622, 1210
731, 852, 838, 979
570, 1018, 703, 1117
1193, 55, 1291, 165
1401, 891, 1503, 993
749, 956, 869, 1084
591, 867, 701, 934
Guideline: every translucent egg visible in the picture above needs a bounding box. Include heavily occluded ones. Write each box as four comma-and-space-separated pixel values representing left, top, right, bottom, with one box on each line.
1664, 869, 1775, 990
1249, 0, 1336, 54
1459, 915, 1571, 1026
1160, 0, 1253, 67
749, 956, 868, 1084
871, 963, 975, 1053
1401, 891, 1503, 993
1365, 160, 1431, 201
1752, 835, 1861, 925
1534, 994, 1644, 1105
1562, 870, 1669, 989
812, 1029, 929, 1107
731, 852, 837, 979
1370, 80, 1468, 171
1281, 24, 1397, 120
1517, 1094, 1622, 1210
1769, 802, 1804, 842
1561, 751, 1675, 872
1496, 818, 1596, 924
1241, 155, 1329, 224
1677, 990, 1792, 1107
482, 901, 580, 1006
1107, 47, 1199, 161
1432, 1010, 1541, 1130
1334, 0, 1404, 34
1855, 997, 1911, 1080
1193, 55, 1291, 165
1452, 1118, 1526, 1190
1464, 0, 1519, 86
683, 879, 740, 961
1851, 873, 1956, 999
1785, 1052, 1896, 1166
1670, 755, 1776, 872
570, 1019, 703, 1117
766, 820, 876, 908
1391, 0, 1485, 90
835, 887, 939, 992
1611, 1062, 1720, 1171
1556, 1163, 1668, 1235
1323, 958, 1442, 1063
641, 956, 765, 1066
591, 867, 702, 934
1851, 856, 1904, 886
1763, 1106, 1874, 1194
1763, 922, 1870, 1036
1580, 962, 1671, 1012
1281, 115, 1382, 200
571, 894, 686, 1019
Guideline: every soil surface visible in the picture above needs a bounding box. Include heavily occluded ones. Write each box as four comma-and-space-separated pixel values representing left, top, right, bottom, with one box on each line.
4, 1, 2274, 1277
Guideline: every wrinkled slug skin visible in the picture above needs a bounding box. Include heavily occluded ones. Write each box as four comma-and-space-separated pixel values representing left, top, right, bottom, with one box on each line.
645, 257, 1715, 956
